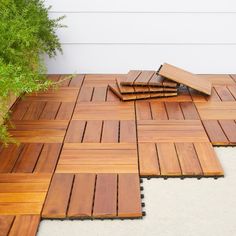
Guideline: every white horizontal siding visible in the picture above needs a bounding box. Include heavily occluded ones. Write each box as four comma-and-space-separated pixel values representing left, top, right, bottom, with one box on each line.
45, 0, 236, 12
52, 13, 236, 44
45, 1, 236, 73
45, 44, 236, 74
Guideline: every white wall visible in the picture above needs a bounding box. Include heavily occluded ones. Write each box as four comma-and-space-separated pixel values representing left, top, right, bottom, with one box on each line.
44, 0, 236, 74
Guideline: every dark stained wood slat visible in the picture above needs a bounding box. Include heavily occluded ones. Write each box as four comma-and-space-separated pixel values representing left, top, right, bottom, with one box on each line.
83, 121, 103, 143
42, 173, 74, 218
139, 143, 160, 176
8, 215, 40, 236
0, 144, 24, 173
159, 63, 212, 95
120, 121, 136, 143
214, 86, 235, 101
93, 174, 117, 218
150, 102, 168, 120
65, 120, 86, 143
23, 102, 46, 120
180, 102, 200, 120
34, 143, 62, 173
78, 86, 94, 102
11, 101, 31, 120
165, 102, 184, 120
56, 102, 75, 120
219, 120, 236, 144
175, 143, 202, 176
13, 144, 43, 173
39, 102, 61, 120
136, 101, 152, 120
156, 143, 181, 176
101, 120, 119, 143
69, 74, 84, 87
202, 120, 229, 145
92, 87, 107, 101
194, 142, 224, 176
68, 174, 96, 218
0, 215, 15, 236
118, 174, 142, 218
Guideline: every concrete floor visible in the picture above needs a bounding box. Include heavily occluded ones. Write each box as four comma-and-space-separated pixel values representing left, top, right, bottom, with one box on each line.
38, 147, 236, 236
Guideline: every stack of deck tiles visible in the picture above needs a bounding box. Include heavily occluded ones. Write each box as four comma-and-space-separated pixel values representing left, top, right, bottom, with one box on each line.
109, 63, 212, 101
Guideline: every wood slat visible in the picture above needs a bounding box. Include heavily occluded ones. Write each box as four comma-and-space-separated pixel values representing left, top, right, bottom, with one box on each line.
11, 101, 31, 120
93, 174, 117, 218
227, 85, 236, 99
118, 174, 142, 218
69, 74, 84, 87
214, 86, 235, 101
92, 87, 107, 101
148, 74, 177, 87
175, 143, 202, 176
56, 102, 75, 120
121, 70, 141, 85
180, 102, 200, 120
65, 120, 86, 143
13, 144, 43, 173
39, 102, 61, 120
0, 203, 42, 215
83, 121, 103, 143
23, 102, 46, 120
165, 102, 184, 120
202, 120, 229, 145
8, 215, 40, 236
194, 142, 224, 176
0, 173, 51, 183
120, 121, 136, 143
138, 120, 209, 143
42, 173, 74, 218
150, 102, 168, 120
134, 71, 155, 85
139, 143, 160, 176
159, 63, 212, 95
207, 87, 221, 102
34, 143, 62, 173
156, 143, 181, 176
136, 101, 152, 120
78, 86, 94, 102
0, 215, 15, 236
68, 174, 96, 218
219, 120, 236, 144
195, 102, 236, 120
0, 145, 24, 173
101, 120, 119, 143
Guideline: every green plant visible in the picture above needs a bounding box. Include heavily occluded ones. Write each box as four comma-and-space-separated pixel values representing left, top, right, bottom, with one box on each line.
0, 0, 64, 145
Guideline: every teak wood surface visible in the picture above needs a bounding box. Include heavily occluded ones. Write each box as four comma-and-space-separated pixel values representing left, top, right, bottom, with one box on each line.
0, 73, 235, 233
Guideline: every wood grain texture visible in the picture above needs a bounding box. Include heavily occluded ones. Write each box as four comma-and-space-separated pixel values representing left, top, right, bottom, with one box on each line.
159, 63, 212, 95
165, 102, 184, 120
101, 120, 119, 143
8, 215, 40, 236
0, 215, 15, 236
139, 143, 160, 176
138, 120, 209, 143
202, 120, 229, 145
156, 143, 181, 176
83, 121, 103, 143
175, 143, 202, 176
68, 174, 96, 218
180, 102, 200, 120
214, 86, 235, 101
194, 142, 224, 176
93, 174, 117, 218
65, 120, 86, 143
42, 173, 74, 218
118, 174, 142, 218
120, 121, 136, 143
219, 120, 236, 144
150, 102, 168, 120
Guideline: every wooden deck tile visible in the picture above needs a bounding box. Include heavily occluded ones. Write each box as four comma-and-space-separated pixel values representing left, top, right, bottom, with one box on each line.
195, 102, 236, 120
56, 143, 138, 174
0, 215, 15, 236
0, 174, 51, 215
159, 63, 212, 95
200, 74, 236, 86
73, 102, 135, 120
138, 120, 209, 143
42, 173, 74, 218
